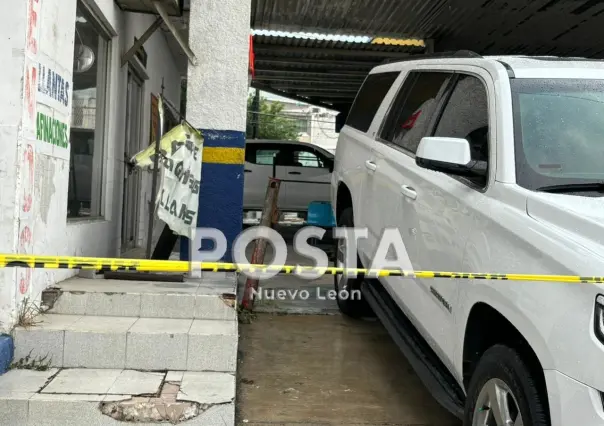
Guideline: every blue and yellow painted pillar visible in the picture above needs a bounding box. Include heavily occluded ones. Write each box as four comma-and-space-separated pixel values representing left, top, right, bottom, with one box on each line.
180, 131, 245, 262
181, 0, 252, 262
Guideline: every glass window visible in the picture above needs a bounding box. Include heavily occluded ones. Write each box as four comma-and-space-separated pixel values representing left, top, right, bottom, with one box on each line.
245, 144, 285, 166
346, 72, 399, 133
68, 1, 110, 218
256, 149, 279, 165
433, 74, 489, 187
511, 78, 604, 192
292, 149, 324, 168
380, 71, 451, 153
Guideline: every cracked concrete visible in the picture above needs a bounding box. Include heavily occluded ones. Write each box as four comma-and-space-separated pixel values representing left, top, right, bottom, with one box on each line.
99, 374, 235, 424
100, 382, 202, 424
0, 368, 236, 425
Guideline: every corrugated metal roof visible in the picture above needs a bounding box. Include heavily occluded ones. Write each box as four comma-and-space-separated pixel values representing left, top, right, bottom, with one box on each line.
251, 0, 604, 56
249, 0, 604, 109
252, 34, 423, 53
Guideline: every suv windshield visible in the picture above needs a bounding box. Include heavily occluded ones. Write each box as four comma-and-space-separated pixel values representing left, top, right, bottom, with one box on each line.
511, 78, 604, 192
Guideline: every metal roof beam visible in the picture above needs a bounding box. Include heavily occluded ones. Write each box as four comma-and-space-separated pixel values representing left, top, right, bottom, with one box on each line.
120, 1, 196, 67
255, 68, 368, 77
296, 92, 356, 98
255, 57, 379, 67
154, 1, 197, 66
121, 17, 163, 67
253, 44, 413, 58
253, 75, 364, 83
272, 86, 358, 92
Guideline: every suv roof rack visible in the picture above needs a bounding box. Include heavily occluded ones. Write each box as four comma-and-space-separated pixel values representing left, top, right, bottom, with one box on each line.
381, 50, 482, 64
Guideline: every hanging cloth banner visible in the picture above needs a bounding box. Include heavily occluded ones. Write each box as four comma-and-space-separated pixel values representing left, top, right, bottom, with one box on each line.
130, 120, 204, 238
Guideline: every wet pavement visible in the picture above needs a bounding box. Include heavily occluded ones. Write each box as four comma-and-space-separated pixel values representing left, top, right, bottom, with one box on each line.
236, 315, 461, 426
236, 225, 461, 426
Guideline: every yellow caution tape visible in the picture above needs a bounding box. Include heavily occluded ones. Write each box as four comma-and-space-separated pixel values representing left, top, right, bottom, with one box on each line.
0, 254, 603, 283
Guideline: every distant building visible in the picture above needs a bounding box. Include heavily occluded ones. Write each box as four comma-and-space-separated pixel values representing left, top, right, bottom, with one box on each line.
250, 90, 339, 153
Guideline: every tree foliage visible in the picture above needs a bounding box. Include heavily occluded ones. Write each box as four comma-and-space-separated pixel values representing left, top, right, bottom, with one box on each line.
246, 94, 300, 140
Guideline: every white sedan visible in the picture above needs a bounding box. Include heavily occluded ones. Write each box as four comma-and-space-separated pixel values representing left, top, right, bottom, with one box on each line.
244, 139, 334, 213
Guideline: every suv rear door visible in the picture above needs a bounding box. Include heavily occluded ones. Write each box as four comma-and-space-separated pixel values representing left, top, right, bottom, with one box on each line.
338, 71, 400, 256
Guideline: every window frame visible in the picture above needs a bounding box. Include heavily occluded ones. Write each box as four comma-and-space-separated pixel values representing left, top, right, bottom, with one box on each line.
345, 71, 401, 133
373, 68, 494, 193
68, 0, 113, 221
427, 72, 493, 193
376, 70, 456, 155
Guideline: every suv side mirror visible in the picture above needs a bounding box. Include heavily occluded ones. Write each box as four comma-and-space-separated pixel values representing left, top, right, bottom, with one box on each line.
416, 136, 486, 177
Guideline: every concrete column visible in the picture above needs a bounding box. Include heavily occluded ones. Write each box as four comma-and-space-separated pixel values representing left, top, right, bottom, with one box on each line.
0, 0, 76, 331
181, 0, 251, 262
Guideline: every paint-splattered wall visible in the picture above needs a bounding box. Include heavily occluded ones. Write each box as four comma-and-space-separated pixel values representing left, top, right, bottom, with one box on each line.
0, 0, 181, 331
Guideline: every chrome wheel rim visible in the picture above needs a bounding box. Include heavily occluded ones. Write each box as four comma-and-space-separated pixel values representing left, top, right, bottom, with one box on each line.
335, 237, 348, 292
472, 378, 524, 426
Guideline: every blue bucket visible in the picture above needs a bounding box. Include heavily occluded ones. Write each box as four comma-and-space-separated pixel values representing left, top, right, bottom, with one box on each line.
306, 201, 336, 227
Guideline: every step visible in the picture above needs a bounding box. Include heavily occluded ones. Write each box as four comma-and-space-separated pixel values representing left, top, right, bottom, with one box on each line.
13, 314, 237, 372
42, 278, 237, 321
0, 368, 235, 425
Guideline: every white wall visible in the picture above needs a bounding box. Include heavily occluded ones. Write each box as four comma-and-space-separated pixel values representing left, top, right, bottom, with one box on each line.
0, 0, 181, 331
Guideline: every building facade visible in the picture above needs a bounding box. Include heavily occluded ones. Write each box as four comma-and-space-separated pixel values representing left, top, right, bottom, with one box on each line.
256, 91, 340, 153
0, 0, 183, 330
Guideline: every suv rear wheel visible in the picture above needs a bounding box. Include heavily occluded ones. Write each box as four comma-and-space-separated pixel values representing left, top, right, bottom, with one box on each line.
334, 207, 372, 318
465, 345, 549, 426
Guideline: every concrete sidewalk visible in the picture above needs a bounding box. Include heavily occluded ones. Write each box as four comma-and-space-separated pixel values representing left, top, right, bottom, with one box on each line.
0, 273, 239, 425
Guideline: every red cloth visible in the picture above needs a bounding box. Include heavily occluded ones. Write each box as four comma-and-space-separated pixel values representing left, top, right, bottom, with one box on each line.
249, 35, 255, 78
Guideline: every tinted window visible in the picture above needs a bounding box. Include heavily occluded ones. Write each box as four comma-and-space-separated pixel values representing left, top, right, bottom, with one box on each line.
380, 71, 451, 153
346, 72, 399, 133
433, 74, 489, 187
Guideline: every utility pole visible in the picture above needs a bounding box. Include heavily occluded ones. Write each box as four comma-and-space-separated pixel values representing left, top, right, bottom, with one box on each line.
251, 88, 260, 139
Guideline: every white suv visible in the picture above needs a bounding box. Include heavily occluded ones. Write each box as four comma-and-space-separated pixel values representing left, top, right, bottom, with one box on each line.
331, 52, 604, 426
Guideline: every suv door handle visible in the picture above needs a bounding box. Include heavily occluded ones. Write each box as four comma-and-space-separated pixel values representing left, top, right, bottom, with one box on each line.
244, 169, 252, 173
400, 185, 417, 200
288, 171, 301, 175
365, 160, 377, 171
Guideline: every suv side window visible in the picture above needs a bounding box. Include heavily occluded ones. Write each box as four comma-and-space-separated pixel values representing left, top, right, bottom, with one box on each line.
379, 71, 451, 154
433, 74, 489, 188
346, 72, 399, 133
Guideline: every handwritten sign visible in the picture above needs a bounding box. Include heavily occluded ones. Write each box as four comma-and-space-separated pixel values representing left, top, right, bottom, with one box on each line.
131, 122, 204, 237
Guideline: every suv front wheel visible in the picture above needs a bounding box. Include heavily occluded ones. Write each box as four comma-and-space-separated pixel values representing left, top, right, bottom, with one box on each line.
465, 345, 549, 426
334, 207, 372, 318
